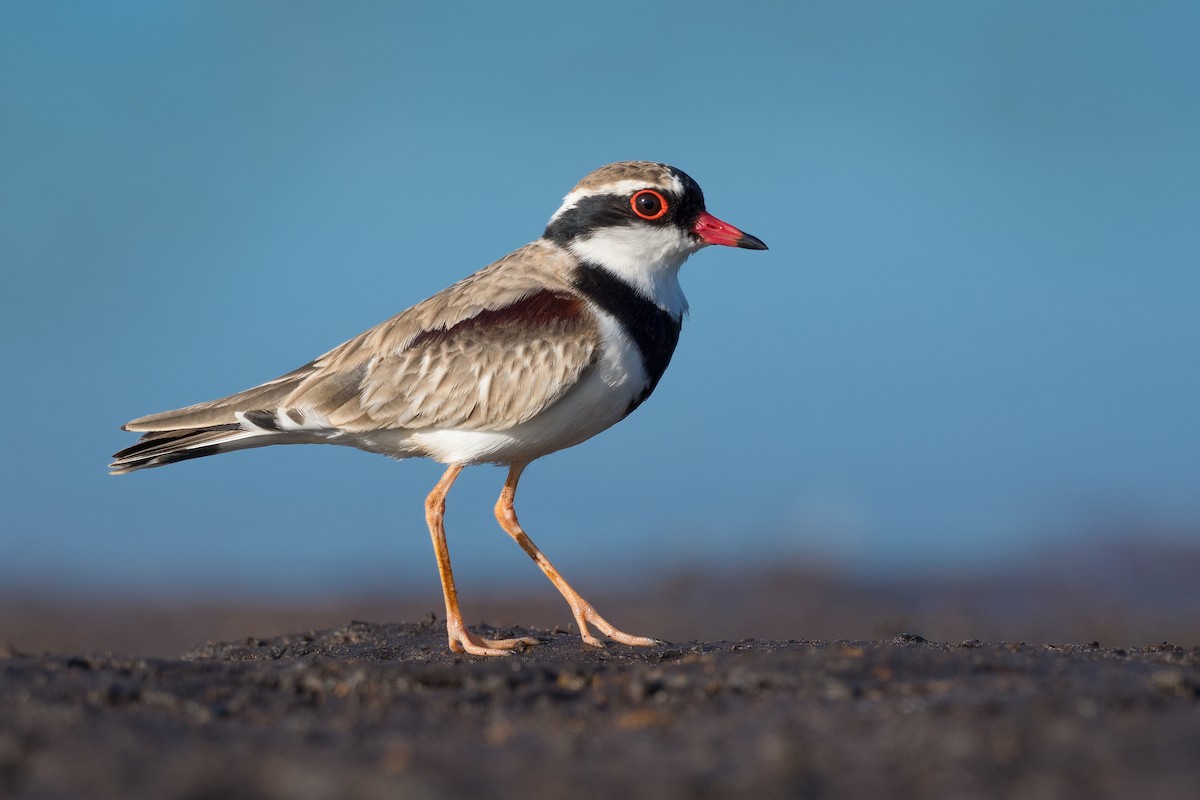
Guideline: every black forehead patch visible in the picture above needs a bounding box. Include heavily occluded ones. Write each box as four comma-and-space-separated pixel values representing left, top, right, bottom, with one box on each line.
668, 166, 706, 209
667, 166, 706, 227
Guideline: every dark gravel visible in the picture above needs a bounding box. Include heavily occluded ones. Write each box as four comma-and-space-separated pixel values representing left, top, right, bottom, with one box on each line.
3, 618, 1198, 800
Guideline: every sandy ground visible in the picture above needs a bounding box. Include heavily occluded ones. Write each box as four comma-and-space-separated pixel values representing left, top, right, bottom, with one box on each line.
2, 541, 1199, 799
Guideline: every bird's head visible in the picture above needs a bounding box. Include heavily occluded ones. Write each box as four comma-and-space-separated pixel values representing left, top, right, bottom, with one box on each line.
543, 161, 767, 310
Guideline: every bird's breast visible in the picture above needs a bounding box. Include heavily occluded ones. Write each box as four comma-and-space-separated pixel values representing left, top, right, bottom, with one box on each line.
571, 261, 683, 413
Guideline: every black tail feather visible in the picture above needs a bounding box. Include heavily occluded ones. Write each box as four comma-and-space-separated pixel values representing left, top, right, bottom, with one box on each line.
109, 424, 248, 474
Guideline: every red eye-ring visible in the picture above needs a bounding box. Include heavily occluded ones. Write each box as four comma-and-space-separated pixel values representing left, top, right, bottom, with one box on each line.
630, 189, 669, 220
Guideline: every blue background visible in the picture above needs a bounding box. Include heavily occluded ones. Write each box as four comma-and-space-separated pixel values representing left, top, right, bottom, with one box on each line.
2, 2, 1197, 599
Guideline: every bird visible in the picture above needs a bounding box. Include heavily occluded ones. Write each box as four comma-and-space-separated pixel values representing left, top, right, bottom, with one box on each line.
110, 160, 767, 656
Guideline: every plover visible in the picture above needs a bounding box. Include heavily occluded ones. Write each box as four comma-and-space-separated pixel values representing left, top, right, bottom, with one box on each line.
111, 161, 767, 656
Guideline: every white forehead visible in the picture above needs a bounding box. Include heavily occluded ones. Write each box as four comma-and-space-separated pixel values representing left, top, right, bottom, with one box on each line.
548, 174, 687, 223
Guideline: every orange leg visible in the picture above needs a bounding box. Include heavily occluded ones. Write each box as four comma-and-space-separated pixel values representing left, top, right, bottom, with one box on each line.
425, 464, 538, 656
494, 463, 660, 648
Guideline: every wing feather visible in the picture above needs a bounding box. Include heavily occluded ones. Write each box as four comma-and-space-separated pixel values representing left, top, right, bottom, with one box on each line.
120, 241, 597, 437
338, 291, 597, 431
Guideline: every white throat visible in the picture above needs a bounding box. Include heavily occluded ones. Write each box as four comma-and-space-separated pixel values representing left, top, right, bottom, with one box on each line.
567, 225, 698, 318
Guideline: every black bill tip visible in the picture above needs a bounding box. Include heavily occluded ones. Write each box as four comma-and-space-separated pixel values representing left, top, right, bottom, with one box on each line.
738, 232, 768, 251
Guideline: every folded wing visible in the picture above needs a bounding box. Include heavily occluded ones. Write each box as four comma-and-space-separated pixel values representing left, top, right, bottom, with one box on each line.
111, 244, 598, 473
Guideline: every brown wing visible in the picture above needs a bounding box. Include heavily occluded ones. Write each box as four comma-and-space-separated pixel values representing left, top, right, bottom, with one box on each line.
293, 289, 597, 431
122, 241, 597, 434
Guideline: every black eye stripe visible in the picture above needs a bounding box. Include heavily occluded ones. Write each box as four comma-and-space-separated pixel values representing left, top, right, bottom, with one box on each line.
543, 188, 696, 245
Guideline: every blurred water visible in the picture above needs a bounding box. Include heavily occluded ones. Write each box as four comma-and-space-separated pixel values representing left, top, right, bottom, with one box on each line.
1, 2, 1197, 595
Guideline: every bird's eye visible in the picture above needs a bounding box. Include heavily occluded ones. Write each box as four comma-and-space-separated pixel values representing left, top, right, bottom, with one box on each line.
630, 189, 668, 221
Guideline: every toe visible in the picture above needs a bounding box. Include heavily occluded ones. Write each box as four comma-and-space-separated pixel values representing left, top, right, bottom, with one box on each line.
480, 635, 540, 650
605, 630, 660, 647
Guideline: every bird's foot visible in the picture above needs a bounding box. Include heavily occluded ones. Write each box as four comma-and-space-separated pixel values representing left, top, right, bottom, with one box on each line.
447, 623, 539, 657
570, 600, 662, 649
